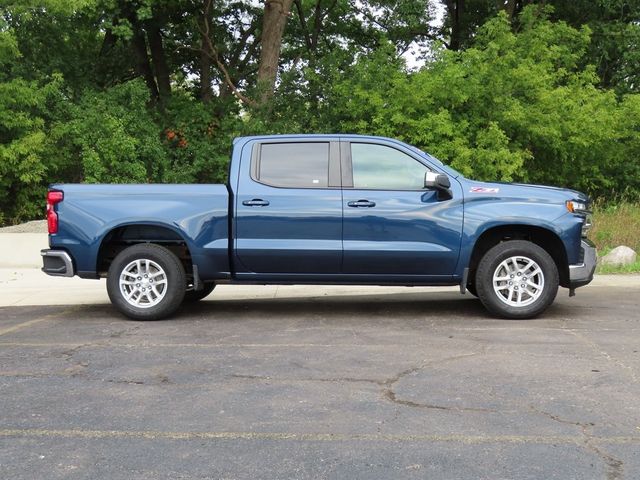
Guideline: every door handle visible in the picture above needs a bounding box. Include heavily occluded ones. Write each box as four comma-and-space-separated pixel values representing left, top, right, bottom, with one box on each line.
242, 199, 270, 207
347, 200, 376, 208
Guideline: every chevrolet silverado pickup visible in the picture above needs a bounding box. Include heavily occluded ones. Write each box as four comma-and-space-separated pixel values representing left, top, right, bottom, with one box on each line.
41, 134, 596, 320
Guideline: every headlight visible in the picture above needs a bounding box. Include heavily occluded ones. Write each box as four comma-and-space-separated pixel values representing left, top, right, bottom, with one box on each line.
566, 200, 588, 213
565, 200, 592, 237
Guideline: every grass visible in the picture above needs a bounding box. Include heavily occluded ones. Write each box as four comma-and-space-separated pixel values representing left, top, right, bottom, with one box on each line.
597, 259, 640, 274
590, 201, 640, 274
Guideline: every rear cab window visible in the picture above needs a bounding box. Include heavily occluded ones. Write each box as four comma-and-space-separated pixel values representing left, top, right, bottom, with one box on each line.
254, 143, 330, 188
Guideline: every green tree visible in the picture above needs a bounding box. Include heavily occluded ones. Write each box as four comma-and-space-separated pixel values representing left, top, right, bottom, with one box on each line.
439, 0, 640, 93
0, 23, 63, 223
307, 8, 633, 196
1, 0, 639, 226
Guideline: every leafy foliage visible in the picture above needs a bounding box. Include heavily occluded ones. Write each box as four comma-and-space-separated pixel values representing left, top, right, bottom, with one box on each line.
49, 80, 167, 184
0, 1, 639, 225
295, 10, 637, 194
0, 25, 63, 223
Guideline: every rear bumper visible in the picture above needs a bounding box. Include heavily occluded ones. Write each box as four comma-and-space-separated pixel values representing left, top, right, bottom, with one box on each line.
569, 239, 596, 288
41, 249, 75, 277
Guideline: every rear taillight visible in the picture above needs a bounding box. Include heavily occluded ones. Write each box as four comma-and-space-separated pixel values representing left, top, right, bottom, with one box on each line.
46, 190, 64, 234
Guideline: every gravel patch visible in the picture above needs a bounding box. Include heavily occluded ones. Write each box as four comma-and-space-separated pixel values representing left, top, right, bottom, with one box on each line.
0, 220, 47, 233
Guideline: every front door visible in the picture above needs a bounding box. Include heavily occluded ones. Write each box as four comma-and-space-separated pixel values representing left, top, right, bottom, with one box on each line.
341, 141, 463, 277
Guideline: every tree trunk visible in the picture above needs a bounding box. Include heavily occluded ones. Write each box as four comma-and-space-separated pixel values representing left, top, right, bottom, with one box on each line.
200, 37, 213, 102
131, 25, 159, 101
446, 0, 464, 51
147, 22, 171, 101
500, 0, 517, 20
199, 0, 213, 103
119, 0, 159, 101
256, 0, 294, 103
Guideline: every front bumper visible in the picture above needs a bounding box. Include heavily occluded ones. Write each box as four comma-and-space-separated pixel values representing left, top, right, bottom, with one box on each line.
569, 239, 596, 288
41, 249, 75, 277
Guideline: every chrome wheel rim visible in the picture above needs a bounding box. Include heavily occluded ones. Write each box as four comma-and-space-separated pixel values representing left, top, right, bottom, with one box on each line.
492, 256, 544, 307
119, 259, 167, 309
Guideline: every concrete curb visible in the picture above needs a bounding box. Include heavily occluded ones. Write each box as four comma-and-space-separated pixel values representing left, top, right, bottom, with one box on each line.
1, 266, 638, 309
0, 233, 638, 308
0, 233, 48, 268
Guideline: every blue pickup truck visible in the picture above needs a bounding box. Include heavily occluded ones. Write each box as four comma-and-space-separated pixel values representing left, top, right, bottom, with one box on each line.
41, 134, 596, 320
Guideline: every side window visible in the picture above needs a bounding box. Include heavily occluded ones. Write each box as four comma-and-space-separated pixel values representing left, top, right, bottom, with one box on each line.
257, 143, 329, 188
351, 143, 429, 190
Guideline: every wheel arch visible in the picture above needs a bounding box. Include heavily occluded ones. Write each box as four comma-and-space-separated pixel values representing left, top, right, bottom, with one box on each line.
97, 222, 194, 277
467, 224, 570, 288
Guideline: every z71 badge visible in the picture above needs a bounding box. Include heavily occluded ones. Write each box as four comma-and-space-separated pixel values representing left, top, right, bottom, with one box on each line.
470, 186, 499, 193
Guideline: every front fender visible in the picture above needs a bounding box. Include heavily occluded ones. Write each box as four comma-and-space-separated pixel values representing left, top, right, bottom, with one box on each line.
456, 199, 582, 276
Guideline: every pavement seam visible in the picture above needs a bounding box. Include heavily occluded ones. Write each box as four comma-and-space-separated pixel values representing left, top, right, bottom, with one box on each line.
0, 306, 81, 337
1, 428, 639, 445
0, 342, 502, 348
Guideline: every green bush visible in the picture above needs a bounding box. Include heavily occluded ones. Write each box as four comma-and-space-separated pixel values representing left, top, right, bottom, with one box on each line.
49, 80, 169, 184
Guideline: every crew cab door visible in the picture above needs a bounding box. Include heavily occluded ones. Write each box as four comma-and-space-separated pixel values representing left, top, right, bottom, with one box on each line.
341, 141, 463, 277
234, 140, 343, 275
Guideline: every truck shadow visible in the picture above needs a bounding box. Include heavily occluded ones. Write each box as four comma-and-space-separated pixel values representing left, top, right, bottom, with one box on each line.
35, 290, 580, 323
176, 291, 571, 322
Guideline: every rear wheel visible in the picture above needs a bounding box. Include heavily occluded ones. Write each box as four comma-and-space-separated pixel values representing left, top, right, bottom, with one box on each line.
184, 283, 216, 302
475, 240, 558, 319
107, 243, 186, 320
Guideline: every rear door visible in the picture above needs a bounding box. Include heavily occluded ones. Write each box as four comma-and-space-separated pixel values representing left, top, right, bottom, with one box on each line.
341, 141, 463, 277
234, 140, 343, 275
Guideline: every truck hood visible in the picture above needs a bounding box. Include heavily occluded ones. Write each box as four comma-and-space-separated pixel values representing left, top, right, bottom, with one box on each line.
461, 179, 589, 204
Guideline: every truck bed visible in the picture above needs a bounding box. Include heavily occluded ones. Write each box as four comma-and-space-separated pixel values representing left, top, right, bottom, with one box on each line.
49, 184, 230, 279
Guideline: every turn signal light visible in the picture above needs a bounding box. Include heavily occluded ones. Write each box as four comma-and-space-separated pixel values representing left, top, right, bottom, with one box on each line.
46, 190, 64, 234
566, 200, 587, 213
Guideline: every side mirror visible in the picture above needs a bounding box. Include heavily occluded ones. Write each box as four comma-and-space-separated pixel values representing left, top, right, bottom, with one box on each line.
424, 171, 452, 200
424, 171, 451, 190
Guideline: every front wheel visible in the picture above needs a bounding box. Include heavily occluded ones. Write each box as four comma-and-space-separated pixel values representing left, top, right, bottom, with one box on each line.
475, 240, 559, 319
466, 283, 478, 297
107, 244, 186, 320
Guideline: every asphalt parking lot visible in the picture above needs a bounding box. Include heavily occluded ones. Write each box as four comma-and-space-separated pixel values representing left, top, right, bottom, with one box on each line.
1, 283, 639, 479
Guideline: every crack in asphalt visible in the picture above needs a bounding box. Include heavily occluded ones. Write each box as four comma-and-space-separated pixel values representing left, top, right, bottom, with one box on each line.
379, 353, 487, 412
561, 319, 639, 384
530, 407, 624, 480
108, 325, 141, 339
106, 379, 145, 385
55, 344, 90, 377
552, 321, 632, 478
231, 352, 488, 414
3, 311, 631, 478
587, 439, 625, 480
230, 352, 627, 479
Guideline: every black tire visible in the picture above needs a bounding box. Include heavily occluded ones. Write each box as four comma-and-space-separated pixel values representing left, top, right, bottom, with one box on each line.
466, 283, 478, 297
107, 243, 186, 320
184, 283, 216, 302
475, 240, 559, 319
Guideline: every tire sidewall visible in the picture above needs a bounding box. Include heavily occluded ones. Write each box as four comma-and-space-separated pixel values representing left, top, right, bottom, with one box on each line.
107, 244, 186, 320
476, 241, 559, 319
